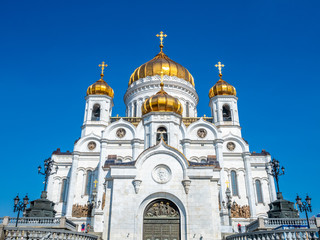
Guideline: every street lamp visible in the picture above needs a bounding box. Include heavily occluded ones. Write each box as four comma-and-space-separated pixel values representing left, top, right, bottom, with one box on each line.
296, 194, 312, 229
225, 187, 232, 226
38, 158, 58, 192
266, 158, 285, 198
13, 194, 29, 227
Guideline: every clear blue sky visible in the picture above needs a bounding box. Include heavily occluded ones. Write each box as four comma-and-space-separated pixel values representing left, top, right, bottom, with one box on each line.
0, 0, 319, 217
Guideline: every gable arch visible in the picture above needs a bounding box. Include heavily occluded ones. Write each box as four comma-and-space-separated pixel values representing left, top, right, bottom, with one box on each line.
222, 133, 249, 152
135, 141, 189, 179
103, 118, 137, 140
74, 133, 101, 152
186, 118, 220, 139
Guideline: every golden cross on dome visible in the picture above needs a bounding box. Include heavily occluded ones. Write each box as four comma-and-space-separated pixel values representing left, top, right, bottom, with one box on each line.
215, 61, 225, 75
94, 179, 98, 188
156, 31, 167, 47
98, 61, 108, 76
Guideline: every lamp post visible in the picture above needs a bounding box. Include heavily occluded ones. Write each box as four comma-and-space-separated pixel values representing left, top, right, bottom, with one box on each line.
296, 194, 312, 229
226, 187, 232, 226
13, 194, 29, 227
38, 158, 58, 193
266, 158, 285, 199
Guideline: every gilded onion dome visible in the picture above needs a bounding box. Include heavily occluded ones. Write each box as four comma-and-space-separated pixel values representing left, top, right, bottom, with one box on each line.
142, 82, 183, 115
128, 46, 194, 86
87, 62, 114, 98
209, 74, 236, 98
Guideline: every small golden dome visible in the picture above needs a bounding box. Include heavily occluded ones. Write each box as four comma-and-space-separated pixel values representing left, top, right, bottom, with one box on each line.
129, 47, 194, 86
87, 74, 114, 98
142, 82, 183, 115
209, 74, 236, 98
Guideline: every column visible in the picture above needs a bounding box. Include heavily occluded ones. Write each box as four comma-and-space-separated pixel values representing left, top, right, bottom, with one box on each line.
214, 139, 225, 203
266, 156, 277, 201
243, 152, 256, 217
65, 153, 80, 217
132, 139, 140, 161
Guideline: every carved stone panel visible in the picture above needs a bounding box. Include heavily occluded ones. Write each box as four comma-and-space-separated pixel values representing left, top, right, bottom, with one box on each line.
152, 165, 171, 184
231, 202, 250, 218
197, 128, 207, 138
72, 204, 91, 218
116, 128, 126, 138
227, 142, 236, 151
87, 141, 96, 150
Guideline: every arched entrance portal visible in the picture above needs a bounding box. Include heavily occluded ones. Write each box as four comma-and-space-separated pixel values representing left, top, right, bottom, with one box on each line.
143, 199, 180, 240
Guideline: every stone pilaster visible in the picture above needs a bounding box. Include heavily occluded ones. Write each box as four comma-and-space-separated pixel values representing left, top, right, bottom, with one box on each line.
243, 152, 256, 217
65, 153, 80, 217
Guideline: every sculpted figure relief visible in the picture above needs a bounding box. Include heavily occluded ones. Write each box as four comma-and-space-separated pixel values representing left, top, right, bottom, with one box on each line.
72, 204, 91, 218
197, 128, 207, 138
145, 201, 179, 218
231, 202, 250, 218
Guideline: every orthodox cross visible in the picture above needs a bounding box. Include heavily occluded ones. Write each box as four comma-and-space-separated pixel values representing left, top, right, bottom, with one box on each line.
94, 179, 98, 188
99, 61, 108, 76
215, 61, 225, 75
156, 31, 167, 46
225, 180, 230, 188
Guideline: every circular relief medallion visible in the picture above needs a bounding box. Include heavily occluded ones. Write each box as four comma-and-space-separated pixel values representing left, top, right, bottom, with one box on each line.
116, 128, 126, 138
87, 141, 96, 150
197, 128, 207, 138
152, 165, 172, 184
227, 142, 236, 151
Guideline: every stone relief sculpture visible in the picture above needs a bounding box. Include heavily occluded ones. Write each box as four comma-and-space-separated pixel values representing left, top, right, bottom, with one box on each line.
101, 193, 106, 210
72, 204, 91, 218
231, 202, 250, 218
145, 202, 179, 218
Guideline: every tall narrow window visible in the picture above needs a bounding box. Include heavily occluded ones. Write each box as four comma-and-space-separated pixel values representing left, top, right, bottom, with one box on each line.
92, 104, 100, 121
60, 179, 67, 202
85, 170, 93, 195
186, 102, 190, 117
133, 101, 137, 117
222, 104, 232, 121
156, 127, 168, 144
231, 171, 239, 196
255, 179, 263, 203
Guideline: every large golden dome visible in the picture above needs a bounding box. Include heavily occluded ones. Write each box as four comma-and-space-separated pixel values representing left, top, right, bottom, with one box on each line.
129, 47, 194, 86
87, 74, 114, 98
142, 82, 183, 115
209, 74, 236, 98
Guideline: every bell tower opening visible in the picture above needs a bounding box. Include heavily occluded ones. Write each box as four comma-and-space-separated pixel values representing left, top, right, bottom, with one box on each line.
143, 199, 180, 240
91, 104, 101, 121
222, 104, 232, 121
156, 127, 168, 144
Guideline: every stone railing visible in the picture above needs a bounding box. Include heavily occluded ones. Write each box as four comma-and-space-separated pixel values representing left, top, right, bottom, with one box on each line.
246, 218, 317, 232
1, 217, 76, 232
226, 229, 319, 240
3, 227, 98, 240
110, 117, 142, 126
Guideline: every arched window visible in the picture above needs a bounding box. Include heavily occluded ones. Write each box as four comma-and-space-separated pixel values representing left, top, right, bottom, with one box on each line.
186, 102, 190, 117
231, 171, 239, 196
255, 179, 263, 203
91, 104, 100, 121
85, 170, 93, 195
222, 104, 232, 121
133, 101, 137, 117
60, 179, 68, 202
156, 127, 168, 144
200, 159, 207, 163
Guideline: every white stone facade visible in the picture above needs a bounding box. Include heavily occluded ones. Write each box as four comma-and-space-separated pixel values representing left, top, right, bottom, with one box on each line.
47, 72, 276, 240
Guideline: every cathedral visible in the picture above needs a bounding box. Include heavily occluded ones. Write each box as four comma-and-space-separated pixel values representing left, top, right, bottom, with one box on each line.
47, 32, 276, 240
